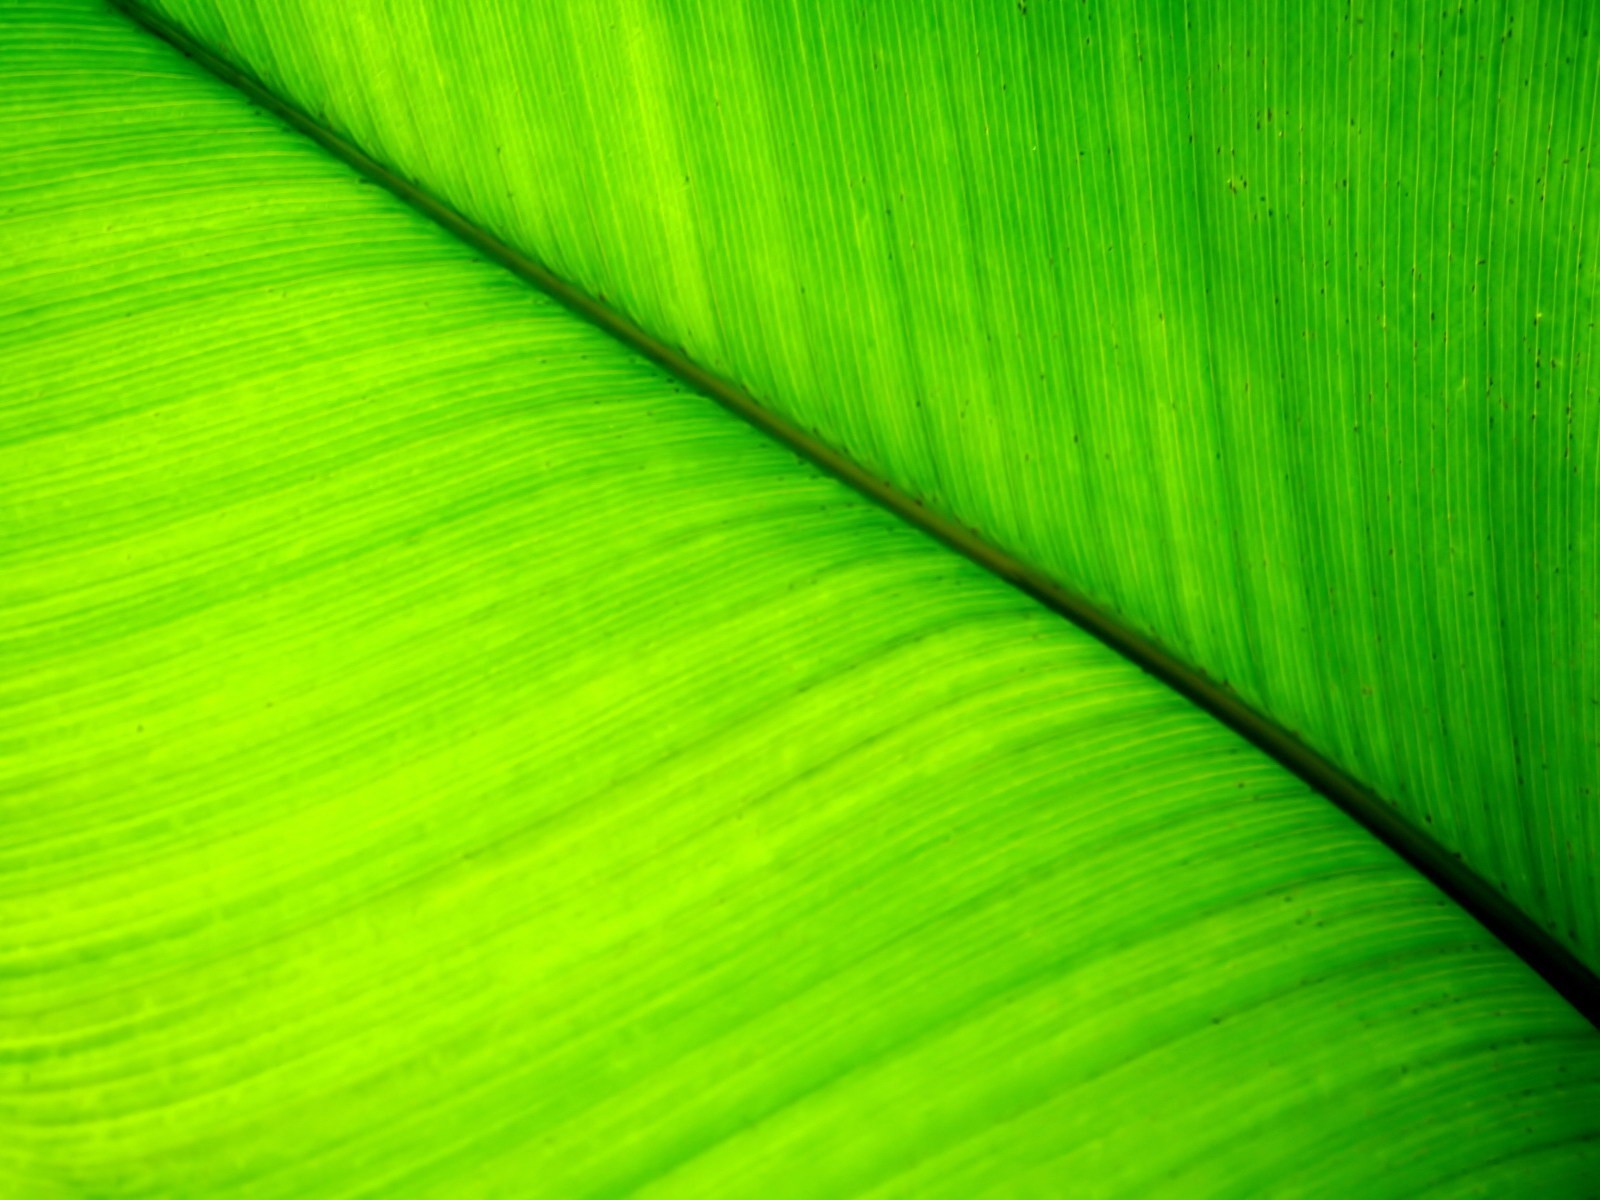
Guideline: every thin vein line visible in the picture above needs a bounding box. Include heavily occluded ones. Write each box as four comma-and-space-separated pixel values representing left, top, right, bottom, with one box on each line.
107, 0, 1600, 1026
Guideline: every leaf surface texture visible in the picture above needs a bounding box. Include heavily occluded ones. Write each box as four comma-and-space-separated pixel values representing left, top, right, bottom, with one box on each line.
4, 2, 1600, 1195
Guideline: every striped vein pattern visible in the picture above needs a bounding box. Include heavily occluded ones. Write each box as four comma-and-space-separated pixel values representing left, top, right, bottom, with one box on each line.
2, 2, 1600, 1197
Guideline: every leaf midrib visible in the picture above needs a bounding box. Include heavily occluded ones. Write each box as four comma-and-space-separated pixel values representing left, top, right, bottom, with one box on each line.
104, 0, 1600, 1026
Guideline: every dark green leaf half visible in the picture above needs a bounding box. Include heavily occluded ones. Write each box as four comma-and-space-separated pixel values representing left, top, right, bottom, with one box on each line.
131, 0, 1600, 973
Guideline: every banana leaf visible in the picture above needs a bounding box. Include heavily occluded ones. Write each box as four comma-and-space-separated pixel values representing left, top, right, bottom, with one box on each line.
2, 1, 1597, 1197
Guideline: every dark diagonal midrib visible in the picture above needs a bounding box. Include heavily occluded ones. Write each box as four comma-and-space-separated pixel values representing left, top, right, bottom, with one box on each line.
107, 0, 1600, 1026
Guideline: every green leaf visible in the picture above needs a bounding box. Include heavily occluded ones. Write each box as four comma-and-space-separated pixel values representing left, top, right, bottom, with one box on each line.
2, 1, 1598, 1197
132, 0, 1600, 973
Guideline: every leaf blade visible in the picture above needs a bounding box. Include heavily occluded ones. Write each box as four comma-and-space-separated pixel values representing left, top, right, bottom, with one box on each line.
3, 2, 1599, 1196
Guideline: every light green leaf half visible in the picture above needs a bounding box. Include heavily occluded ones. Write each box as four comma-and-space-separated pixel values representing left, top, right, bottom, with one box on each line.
4, 1, 1599, 1195
133, 0, 1600, 971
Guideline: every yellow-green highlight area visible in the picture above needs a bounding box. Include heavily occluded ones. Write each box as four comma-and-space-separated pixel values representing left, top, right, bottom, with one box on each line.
135, 0, 1600, 973
2, 2, 1599, 1196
